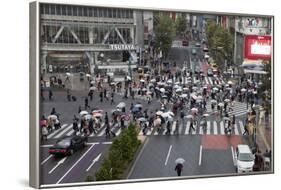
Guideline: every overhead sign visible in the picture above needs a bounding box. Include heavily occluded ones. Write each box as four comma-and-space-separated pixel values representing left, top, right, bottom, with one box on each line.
110, 44, 136, 51
235, 17, 271, 35
244, 35, 271, 60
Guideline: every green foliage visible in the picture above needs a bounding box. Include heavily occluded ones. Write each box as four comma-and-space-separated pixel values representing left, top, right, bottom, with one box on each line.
175, 15, 187, 35
154, 14, 176, 59
85, 175, 94, 182
205, 21, 234, 68
94, 123, 141, 181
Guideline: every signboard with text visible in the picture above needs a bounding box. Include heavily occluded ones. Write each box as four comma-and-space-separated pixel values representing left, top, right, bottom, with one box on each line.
244, 35, 271, 60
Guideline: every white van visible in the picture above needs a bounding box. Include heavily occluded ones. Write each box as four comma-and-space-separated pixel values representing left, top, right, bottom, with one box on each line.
235, 144, 255, 173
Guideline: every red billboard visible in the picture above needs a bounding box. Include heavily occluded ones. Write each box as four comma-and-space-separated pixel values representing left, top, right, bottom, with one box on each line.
244, 35, 271, 60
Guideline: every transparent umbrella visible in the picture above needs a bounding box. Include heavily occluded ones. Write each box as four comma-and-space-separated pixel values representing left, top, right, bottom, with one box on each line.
175, 158, 185, 164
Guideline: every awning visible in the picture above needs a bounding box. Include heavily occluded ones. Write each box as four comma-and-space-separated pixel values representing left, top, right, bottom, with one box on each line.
241, 59, 266, 74
244, 69, 267, 74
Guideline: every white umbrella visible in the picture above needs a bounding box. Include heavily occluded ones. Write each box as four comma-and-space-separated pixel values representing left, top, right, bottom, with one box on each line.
116, 102, 126, 108
185, 115, 193, 119
167, 79, 173, 84
160, 88, 165, 93
84, 114, 92, 120
167, 116, 174, 122
191, 108, 198, 112
90, 81, 95, 85
224, 117, 231, 121
147, 91, 153, 95
89, 86, 96, 91
157, 82, 165, 86
167, 111, 175, 117
224, 99, 230, 102
151, 79, 156, 83
213, 87, 219, 91
92, 110, 103, 114
192, 86, 198, 90
196, 99, 202, 103
197, 95, 203, 100
126, 76, 132, 80
211, 99, 217, 104
66, 72, 71, 76
253, 91, 258, 94
156, 111, 163, 115
140, 79, 145, 83
203, 86, 208, 89
86, 74, 91, 77
79, 111, 89, 116
241, 88, 247, 92
174, 85, 180, 89
175, 158, 185, 164
134, 104, 143, 108
191, 94, 198, 99
175, 82, 180, 85
161, 112, 170, 118
218, 103, 224, 107
226, 87, 232, 91
142, 88, 147, 91
93, 113, 103, 118
176, 88, 182, 93
138, 117, 147, 122
48, 115, 57, 120
203, 113, 209, 117
227, 81, 233, 85
183, 87, 189, 91
181, 94, 188, 98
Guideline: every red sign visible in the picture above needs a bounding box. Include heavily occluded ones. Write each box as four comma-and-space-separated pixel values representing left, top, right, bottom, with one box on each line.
244, 35, 271, 60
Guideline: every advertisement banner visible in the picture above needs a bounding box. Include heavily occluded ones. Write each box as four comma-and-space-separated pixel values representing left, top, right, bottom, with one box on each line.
244, 35, 271, 60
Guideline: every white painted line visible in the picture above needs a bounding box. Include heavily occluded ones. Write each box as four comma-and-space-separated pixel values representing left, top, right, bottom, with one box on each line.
199, 124, 204, 135
231, 146, 236, 166
220, 121, 225, 135
239, 120, 244, 134
66, 129, 74, 136
89, 132, 95, 137
204, 77, 208, 84
234, 124, 239, 135
101, 141, 113, 145
86, 153, 102, 172
165, 145, 173, 166
97, 127, 106, 137
171, 121, 176, 135
192, 124, 197, 135
178, 122, 183, 134
56, 143, 96, 184
41, 155, 53, 165
41, 144, 53, 148
154, 128, 159, 135
185, 121, 190, 135
199, 145, 203, 166
146, 127, 153, 135
115, 128, 122, 136
54, 124, 73, 139
208, 77, 213, 85
48, 157, 67, 174
207, 121, 211, 135
213, 121, 218, 135
138, 129, 143, 136
47, 124, 68, 139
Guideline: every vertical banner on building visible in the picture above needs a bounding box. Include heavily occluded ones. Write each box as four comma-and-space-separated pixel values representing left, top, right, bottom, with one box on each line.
244, 35, 271, 60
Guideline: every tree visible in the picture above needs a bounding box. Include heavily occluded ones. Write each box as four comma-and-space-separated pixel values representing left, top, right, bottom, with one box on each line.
205, 21, 234, 69
175, 15, 187, 36
154, 14, 176, 59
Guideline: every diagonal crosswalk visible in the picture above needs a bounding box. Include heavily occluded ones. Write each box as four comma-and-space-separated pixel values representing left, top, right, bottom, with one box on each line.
206, 101, 248, 117
44, 119, 247, 140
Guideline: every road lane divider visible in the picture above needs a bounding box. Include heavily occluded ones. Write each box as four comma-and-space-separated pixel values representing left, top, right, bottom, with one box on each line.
41, 155, 53, 165
48, 157, 67, 174
231, 146, 236, 166
198, 145, 202, 166
165, 145, 173, 166
86, 153, 102, 172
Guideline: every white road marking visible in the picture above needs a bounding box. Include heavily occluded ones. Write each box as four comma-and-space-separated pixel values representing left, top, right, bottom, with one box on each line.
239, 120, 244, 134
199, 124, 204, 135
207, 121, 211, 135
146, 127, 153, 135
66, 129, 74, 136
208, 77, 213, 85
115, 128, 122, 136
165, 145, 173, 166
185, 121, 190, 135
48, 157, 67, 174
231, 146, 236, 166
192, 124, 197, 135
47, 124, 68, 139
41, 155, 53, 165
199, 145, 203, 166
178, 122, 183, 134
220, 121, 225, 135
204, 77, 208, 84
86, 153, 102, 172
54, 124, 73, 139
56, 143, 96, 184
213, 121, 218, 135
234, 123, 239, 135
101, 142, 113, 145
97, 127, 106, 137
171, 121, 176, 135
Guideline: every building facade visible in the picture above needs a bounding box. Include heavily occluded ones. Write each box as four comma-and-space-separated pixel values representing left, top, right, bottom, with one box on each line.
40, 3, 146, 75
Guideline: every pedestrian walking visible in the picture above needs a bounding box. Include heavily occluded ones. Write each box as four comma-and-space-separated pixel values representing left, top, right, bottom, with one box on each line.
72, 115, 79, 135
180, 110, 185, 124
189, 119, 195, 133
84, 97, 89, 109
99, 91, 103, 102
175, 163, 183, 176
243, 121, 249, 135
48, 89, 53, 100
110, 92, 115, 105
105, 125, 110, 138
174, 120, 179, 135
88, 90, 93, 101
78, 106, 81, 114
166, 121, 171, 135
104, 112, 109, 126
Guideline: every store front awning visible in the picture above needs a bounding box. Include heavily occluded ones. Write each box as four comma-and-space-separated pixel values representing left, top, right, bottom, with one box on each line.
240, 59, 267, 74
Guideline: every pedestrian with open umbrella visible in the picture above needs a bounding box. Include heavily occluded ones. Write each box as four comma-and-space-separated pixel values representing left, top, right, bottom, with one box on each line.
84, 97, 89, 109
166, 121, 171, 135
48, 89, 53, 101
175, 163, 183, 176
174, 120, 179, 135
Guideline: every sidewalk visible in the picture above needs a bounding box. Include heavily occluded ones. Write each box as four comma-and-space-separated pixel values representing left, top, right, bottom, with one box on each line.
255, 116, 272, 153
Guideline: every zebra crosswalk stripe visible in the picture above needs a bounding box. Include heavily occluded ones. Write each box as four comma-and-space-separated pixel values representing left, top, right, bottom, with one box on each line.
146, 127, 153, 135
185, 121, 190, 135
204, 77, 208, 84
239, 120, 244, 134
97, 127, 106, 137
199, 124, 204, 135
171, 121, 176, 135
213, 121, 218, 135
234, 123, 239, 135
208, 77, 213, 85
207, 121, 211, 135
47, 124, 68, 139
54, 124, 73, 139
220, 121, 225, 135
115, 128, 122, 136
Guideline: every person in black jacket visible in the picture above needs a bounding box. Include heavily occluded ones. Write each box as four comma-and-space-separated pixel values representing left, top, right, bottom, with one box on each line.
175, 163, 183, 176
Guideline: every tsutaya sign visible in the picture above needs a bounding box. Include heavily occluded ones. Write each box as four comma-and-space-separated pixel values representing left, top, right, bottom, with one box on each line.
244, 35, 271, 60
110, 44, 136, 51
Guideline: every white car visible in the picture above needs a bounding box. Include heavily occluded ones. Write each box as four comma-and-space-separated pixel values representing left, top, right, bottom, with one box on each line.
235, 145, 255, 173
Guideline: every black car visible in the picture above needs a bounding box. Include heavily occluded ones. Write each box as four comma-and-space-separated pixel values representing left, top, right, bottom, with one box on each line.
48, 136, 88, 157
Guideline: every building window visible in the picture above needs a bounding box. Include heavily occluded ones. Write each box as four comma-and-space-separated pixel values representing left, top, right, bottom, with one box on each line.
108, 8, 112, 18
73, 6, 78, 16
56, 5, 62, 15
